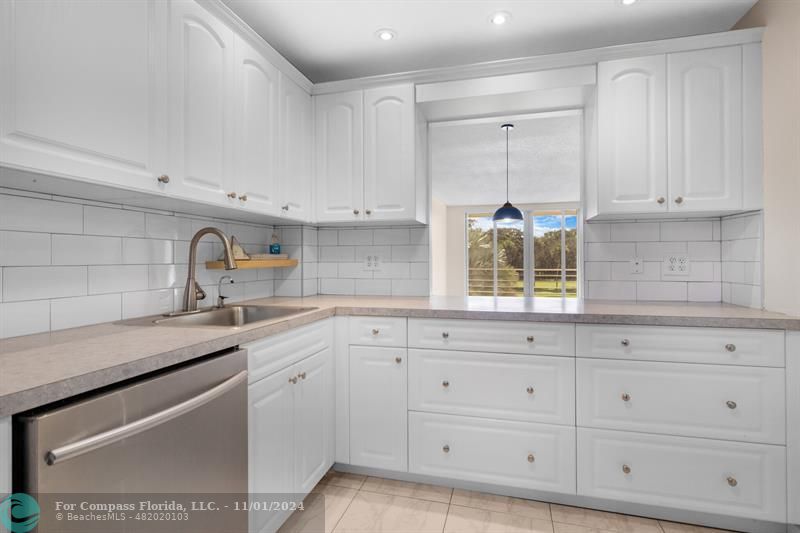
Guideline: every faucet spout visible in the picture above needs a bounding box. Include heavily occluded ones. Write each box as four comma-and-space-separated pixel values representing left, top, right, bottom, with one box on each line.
182, 227, 238, 313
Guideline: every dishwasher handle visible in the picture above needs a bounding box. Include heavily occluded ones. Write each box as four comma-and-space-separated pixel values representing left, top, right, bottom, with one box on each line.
45, 370, 248, 466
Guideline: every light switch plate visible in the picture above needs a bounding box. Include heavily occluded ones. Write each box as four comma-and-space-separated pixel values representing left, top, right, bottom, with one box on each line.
663, 255, 690, 277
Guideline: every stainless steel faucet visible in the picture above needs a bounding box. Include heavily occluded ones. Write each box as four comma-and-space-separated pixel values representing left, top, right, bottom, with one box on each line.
182, 227, 237, 312
217, 275, 234, 308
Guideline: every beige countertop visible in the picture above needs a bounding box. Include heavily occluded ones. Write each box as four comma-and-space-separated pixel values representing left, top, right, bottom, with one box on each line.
2, 295, 798, 417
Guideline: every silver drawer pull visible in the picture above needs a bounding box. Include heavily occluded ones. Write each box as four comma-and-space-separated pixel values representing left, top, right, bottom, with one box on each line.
726, 400, 737, 410
526, 336, 535, 343
621, 339, 631, 347
371, 328, 380, 335
45, 370, 248, 466
395, 356, 402, 364
527, 386, 535, 395
157, 174, 170, 184
289, 376, 298, 384
727, 476, 738, 487
621, 392, 631, 402
442, 444, 450, 453
442, 380, 450, 388
442, 332, 450, 339
298, 372, 307, 380
527, 453, 535, 463
622, 464, 631, 474
725, 343, 736, 353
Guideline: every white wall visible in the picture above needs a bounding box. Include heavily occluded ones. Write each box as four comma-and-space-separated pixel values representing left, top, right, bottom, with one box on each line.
735, 1, 800, 315
721, 212, 764, 308
430, 197, 448, 296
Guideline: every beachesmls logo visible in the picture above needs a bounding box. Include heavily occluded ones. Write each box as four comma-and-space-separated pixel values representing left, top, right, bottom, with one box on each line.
0, 493, 40, 533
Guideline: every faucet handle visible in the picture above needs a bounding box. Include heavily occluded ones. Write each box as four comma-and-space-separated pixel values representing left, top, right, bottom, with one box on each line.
194, 282, 206, 301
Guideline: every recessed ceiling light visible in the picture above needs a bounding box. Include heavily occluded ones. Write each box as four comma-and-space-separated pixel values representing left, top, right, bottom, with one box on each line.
490, 11, 511, 25
375, 29, 396, 41
620, 0, 638, 5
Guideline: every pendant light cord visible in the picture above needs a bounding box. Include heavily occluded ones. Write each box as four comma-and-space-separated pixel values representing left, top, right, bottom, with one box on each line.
505, 125, 510, 203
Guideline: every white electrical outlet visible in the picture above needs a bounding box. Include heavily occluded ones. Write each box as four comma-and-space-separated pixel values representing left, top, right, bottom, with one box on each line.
630, 258, 644, 274
662, 255, 690, 276
364, 254, 381, 271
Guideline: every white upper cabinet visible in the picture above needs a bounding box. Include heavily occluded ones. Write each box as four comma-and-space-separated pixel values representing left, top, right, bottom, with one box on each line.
668, 47, 743, 212
364, 84, 416, 221
0, 0, 167, 192
314, 90, 365, 222
167, 0, 235, 205
598, 55, 667, 215
278, 73, 313, 222
232, 35, 280, 215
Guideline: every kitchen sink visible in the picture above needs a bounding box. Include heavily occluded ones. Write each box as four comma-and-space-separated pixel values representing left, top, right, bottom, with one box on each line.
153, 305, 318, 328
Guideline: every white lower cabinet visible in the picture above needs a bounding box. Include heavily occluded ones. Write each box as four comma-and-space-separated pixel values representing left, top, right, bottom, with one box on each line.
349, 345, 408, 471
409, 412, 576, 494
578, 428, 787, 522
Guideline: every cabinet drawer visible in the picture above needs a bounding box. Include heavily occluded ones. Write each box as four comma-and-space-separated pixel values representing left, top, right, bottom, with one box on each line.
409, 412, 576, 494
245, 319, 332, 384
577, 359, 785, 444
577, 428, 786, 522
576, 325, 784, 367
348, 316, 407, 347
409, 319, 575, 356
409, 349, 574, 425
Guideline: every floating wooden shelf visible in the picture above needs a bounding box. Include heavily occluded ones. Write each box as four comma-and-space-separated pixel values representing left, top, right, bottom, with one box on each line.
205, 259, 298, 270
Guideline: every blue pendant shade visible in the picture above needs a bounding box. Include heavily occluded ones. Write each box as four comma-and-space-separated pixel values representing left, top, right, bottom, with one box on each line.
493, 123, 523, 222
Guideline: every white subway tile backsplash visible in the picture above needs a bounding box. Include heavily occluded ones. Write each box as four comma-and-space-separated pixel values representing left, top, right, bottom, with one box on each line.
721, 238, 761, 262
338, 262, 373, 279
584, 223, 610, 243
0, 194, 83, 234
123, 238, 173, 264
356, 279, 391, 296
0, 300, 50, 338
391, 279, 428, 297
320, 278, 355, 295
122, 289, 173, 319
729, 283, 762, 308
279, 227, 302, 246
391, 245, 428, 262
148, 264, 187, 290
320, 245, 355, 262
355, 245, 391, 263
89, 265, 148, 294
52, 235, 122, 265
688, 241, 721, 261
610, 222, 659, 242
637, 281, 687, 301
587, 281, 636, 300
0, 231, 51, 266
275, 279, 301, 297
3, 266, 86, 301
584, 262, 611, 281
51, 294, 121, 330
145, 213, 192, 241
586, 242, 636, 261
635, 242, 687, 261
410, 263, 429, 279
685, 261, 716, 282
84, 206, 145, 237
374, 262, 410, 279
318, 229, 338, 246
373, 228, 410, 245
317, 263, 338, 278
660, 221, 713, 242
409, 227, 429, 244
610, 261, 660, 281
244, 280, 275, 299
339, 229, 373, 245
688, 282, 722, 302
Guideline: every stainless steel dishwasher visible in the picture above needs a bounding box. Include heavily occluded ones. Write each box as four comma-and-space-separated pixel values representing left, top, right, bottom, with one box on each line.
15, 349, 248, 532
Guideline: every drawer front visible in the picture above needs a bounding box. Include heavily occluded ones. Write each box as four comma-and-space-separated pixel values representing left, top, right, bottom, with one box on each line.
349, 316, 407, 347
409, 318, 575, 356
409, 349, 575, 425
577, 428, 787, 522
577, 359, 785, 444
409, 412, 576, 494
246, 319, 332, 384
576, 324, 784, 367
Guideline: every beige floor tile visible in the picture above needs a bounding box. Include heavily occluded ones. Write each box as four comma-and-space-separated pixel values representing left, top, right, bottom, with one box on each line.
444, 505, 554, 533
333, 491, 449, 533
659, 521, 733, 533
550, 505, 661, 533
361, 476, 453, 503
279, 485, 358, 533
318, 469, 367, 490
450, 489, 551, 521
552, 522, 616, 533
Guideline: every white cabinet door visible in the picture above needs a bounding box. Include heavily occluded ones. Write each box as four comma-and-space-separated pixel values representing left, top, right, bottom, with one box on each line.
0, 0, 167, 192
597, 55, 667, 214
349, 346, 408, 471
167, 0, 235, 206
249, 365, 295, 533
233, 35, 279, 215
278, 73, 313, 222
294, 348, 332, 494
314, 91, 364, 222
363, 84, 416, 221
668, 46, 743, 212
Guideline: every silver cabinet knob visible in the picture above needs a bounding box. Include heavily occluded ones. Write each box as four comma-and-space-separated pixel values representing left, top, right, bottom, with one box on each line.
527, 386, 535, 395
527, 453, 535, 463
621, 339, 630, 347
621, 392, 631, 402
282, 205, 289, 211
298, 372, 306, 380
289, 376, 298, 384
442, 444, 450, 453
727, 476, 738, 487
675, 196, 684, 204
372, 328, 380, 335
442, 380, 450, 388
395, 356, 402, 364
157, 174, 170, 184
656, 196, 665, 204
526, 336, 535, 343
227, 191, 237, 199
622, 464, 631, 474
726, 400, 737, 410
442, 332, 450, 339
365, 209, 372, 215
238, 194, 248, 202
353, 209, 360, 215
725, 343, 736, 352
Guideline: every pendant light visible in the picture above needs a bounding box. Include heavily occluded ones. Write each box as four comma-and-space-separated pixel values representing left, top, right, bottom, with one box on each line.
493, 123, 523, 222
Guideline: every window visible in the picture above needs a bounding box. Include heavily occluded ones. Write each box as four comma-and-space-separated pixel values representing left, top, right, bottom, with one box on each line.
466, 208, 578, 298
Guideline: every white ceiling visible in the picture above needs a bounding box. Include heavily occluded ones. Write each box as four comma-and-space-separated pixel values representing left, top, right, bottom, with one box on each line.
222, 0, 756, 83
430, 112, 582, 207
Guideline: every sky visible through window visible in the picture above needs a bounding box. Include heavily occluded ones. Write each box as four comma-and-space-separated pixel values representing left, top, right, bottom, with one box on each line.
471, 214, 577, 236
